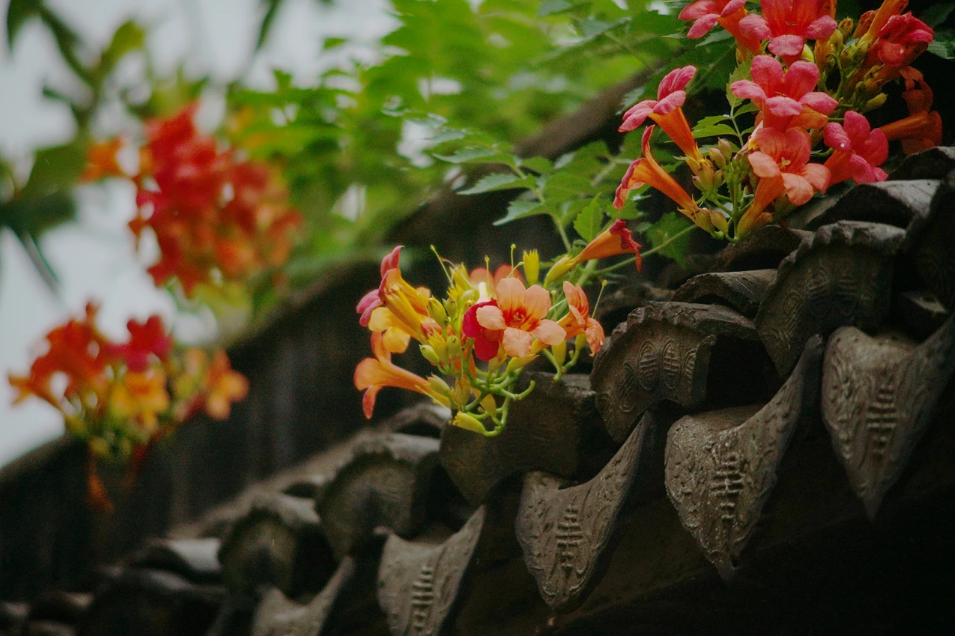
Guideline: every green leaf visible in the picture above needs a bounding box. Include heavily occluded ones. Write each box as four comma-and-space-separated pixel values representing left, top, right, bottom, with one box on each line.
927, 30, 955, 59
322, 36, 348, 51
493, 199, 548, 226
20, 142, 87, 199
38, 6, 91, 85
256, 0, 285, 50
16, 231, 59, 290
646, 212, 693, 267
6, 0, 40, 51
572, 196, 604, 242
692, 123, 738, 139
432, 147, 509, 164
460, 172, 533, 194
726, 57, 753, 109
537, 0, 573, 17
922, 3, 955, 28
519, 156, 553, 175
99, 20, 145, 75
0, 190, 75, 236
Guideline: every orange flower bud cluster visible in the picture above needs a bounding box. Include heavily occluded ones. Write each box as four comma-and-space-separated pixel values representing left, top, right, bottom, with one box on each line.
129, 105, 302, 296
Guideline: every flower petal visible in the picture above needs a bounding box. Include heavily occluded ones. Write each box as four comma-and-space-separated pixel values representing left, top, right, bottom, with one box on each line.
496, 277, 524, 314
784, 61, 820, 98
739, 13, 772, 40
768, 34, 807, 57
474, 334, 501, 361
802, 162, 831, 194
654, 91, 687, 116
620, 101, 656, 132
532, 319, 568, 347
860, 129, 889, 166
750, 55, 783, 90
657, 66, 696, 100
848, 154, 878, 184
687, 14, 720, 39
721, 0, 747, 17
799, 91, 838, 114
749, 151, 781, 179
380, 245, 402, 276
766, 95, 804, 117
804, 15, 838, 40
477, 304, 507, 330
523, 284, 552, 321
781, 172, 814, 206
843, 110, 872, 146
824, 122, 852, 152
679, 0, 716, 20
730, 79, 767, 102
502, 328, 534, 358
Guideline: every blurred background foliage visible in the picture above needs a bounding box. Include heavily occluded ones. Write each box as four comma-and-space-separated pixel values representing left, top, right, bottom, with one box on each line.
3, 0, 952, 336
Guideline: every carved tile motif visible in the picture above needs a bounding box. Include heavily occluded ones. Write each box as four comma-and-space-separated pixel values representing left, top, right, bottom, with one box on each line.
251, 558, 355, 636
439, 373, 594, 505
594, 318, 718, 442
377, 508, 486, 636
671, 270, 776, 318
515, 417, 650, 611
317, 434, 439, 558
756, 222, 904, 374
821, 316, 955, 518
664, 337, 822, 579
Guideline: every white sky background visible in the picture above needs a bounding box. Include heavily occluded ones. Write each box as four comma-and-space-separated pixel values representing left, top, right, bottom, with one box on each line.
0, 0, 396, 467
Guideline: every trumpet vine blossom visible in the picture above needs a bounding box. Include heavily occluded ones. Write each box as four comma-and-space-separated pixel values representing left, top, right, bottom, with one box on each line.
730, 56, 837, 130
823, 111, 889, 185
739, 0, 837, 61
619, 66, 704, 163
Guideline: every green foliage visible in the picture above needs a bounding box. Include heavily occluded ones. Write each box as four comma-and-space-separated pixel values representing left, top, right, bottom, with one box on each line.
572, 196, 604, 242
646, 212, 693, 268
4, 0, 750, 319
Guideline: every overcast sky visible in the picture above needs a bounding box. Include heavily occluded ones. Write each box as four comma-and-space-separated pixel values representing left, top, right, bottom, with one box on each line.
0, 0, 394, 466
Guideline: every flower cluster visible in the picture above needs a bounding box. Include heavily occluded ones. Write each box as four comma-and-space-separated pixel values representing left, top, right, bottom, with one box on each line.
616, 0, 940, 241
8, 304, 248, 464
128, 105, 303, 296
354, 221, 644, 434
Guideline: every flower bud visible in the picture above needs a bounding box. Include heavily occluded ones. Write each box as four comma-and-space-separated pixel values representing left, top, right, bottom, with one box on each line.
505, 354, 537, 374
551, 339, 567, 367
453, 376, 472, 406
708, 209, 729, 235
523, 250, 540, 286
839, 17, 854, 39
718, 138, 734, 160
452, 267, 472, 291
444, 298, 458, 319
452, 411, 488, 434
685, 156, 703, 176
707, 147, 727, 169
420, 344, 441, 366
447, 335, 462, 358
428, 375, 451, 396
544, 255, 576, 285
574, 333, 587, 352
863, 92, 888, 112
692, 160, 717, 192
830, 28, 844, 49
481, 394, 497, 414
426, 297, 447, 324
461, 288, 477, 304
853, 11, 874, 40
801, 44, 814, 64
428, 334, 448, 361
